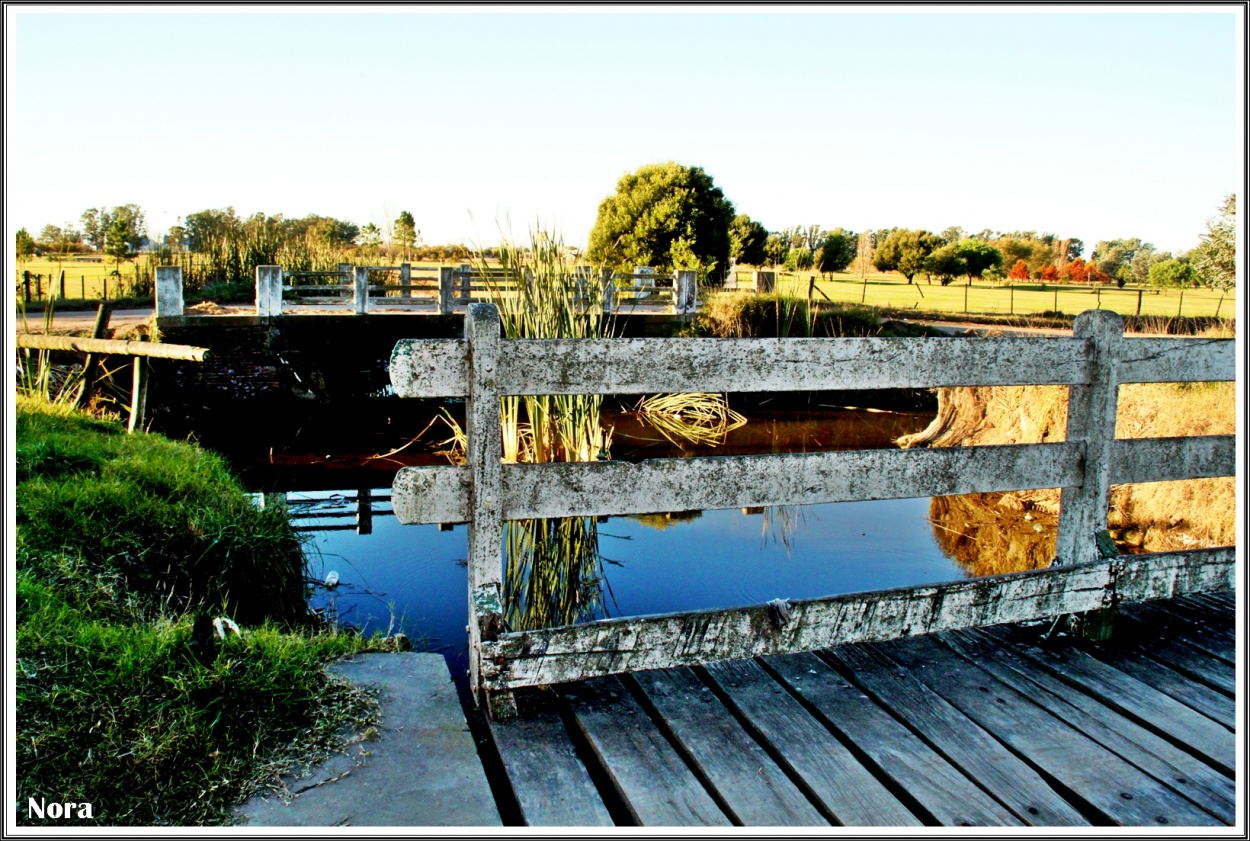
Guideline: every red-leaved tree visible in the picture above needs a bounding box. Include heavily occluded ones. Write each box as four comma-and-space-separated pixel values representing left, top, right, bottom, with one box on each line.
1008, 259, 1030, 281
1041, 264, 1059, 281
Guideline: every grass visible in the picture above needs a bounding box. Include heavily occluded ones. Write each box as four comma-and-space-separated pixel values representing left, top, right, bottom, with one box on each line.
15, 400, 389, 825
693, 290, 942, 339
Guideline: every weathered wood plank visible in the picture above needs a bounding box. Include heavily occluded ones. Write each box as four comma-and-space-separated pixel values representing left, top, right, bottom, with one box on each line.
981, 626, 1234, 775
880, 635, 1222, 827
748, 654, 1021, 827
945, 629, 1234, 823
628, 668, 829, 826
700, 659, 927, 826
480, 558, 1119, 690
488, 689, 614, 826
393, 443, 1084, 524
1116, 601, 1234, 666
561, 676, 731, 826
1108, 610, 1236, 694
16, 332, 209, 361
502, 443, 1084, 520
1116, 337, 1235, 383
1084, 649, 1234, 730
389, 339, 470, 397
1111, 549, 1235, 604
1109, 435, 1235, 485
820, 643, 1088, 825
1180, 592, 1236, 619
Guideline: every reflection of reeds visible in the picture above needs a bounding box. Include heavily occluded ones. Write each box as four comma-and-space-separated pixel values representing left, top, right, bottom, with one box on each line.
502, 516, 614, 631
930, 492, 1056, 577
632, 392, 746, 449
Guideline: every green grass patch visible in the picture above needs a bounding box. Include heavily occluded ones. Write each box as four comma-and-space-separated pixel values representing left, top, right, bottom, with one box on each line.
15, 400, 387, 825
692, 291, 942, 339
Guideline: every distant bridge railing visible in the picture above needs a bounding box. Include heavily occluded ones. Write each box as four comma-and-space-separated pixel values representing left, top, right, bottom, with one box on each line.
387, 304, 1235, 717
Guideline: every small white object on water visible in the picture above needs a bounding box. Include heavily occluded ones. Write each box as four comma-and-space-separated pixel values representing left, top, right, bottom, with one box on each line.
213, 616, 241, 639
325, 570, 340, 589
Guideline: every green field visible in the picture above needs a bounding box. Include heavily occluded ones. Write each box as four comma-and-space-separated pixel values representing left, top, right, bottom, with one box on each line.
771, 270, 1235, 320
16, 256, 139, 302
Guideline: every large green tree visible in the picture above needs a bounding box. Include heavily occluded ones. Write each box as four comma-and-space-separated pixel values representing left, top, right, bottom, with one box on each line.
587, 161, 735, 274
814, 228, 856, 274
924, 243, 965, 286
953, 238, 1003, 283
393, 211, 418, 260
82, 205, 146, 252
873, 228, 941, 283
728, 214, 769, 266
1148, 258, 1196, 288
16, 227, 35, 263
1190, 194, 1236, 291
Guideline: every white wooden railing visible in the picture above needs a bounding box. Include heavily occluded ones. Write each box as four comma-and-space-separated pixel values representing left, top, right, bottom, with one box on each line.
388, 305, 1235, 716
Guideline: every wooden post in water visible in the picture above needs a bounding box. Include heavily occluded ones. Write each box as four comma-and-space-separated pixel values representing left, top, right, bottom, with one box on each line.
356, 489, 373, 535
439, 266, 454, 314
463, 303, 513, 718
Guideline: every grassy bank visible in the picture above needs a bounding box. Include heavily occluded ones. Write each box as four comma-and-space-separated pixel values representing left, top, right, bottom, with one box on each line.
15, 399, 383, 826
691, 291, 941, 338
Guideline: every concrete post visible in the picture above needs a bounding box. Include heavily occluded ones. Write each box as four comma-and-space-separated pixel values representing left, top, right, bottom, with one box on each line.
463, 303, 513, 718
354, 266, 369, 315
256, 266, 283, 317
459, 264, 472, 302
673, 270, 698, 314
155, 266, 184, 317
400, 262, 412, 299
439, 266, 454, 314
1055, 309, 1123, 567
602, 267, 616, 314
634, 266, 655, 300
755, 271, 776, 293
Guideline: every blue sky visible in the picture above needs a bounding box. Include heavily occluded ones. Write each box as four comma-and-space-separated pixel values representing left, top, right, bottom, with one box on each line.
7, 6, 1243, 256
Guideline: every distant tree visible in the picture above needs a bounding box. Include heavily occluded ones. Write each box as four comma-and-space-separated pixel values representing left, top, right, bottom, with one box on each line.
164, 225, 188, 252
873, 228, 940, 283
814, 228, 856, 274
784, 247, 814, 272
728, 214, 769, 266
80, 208, 103, 251
924, 243, 964, 286
1064, 257, 1089, 283
1190, 194, 1236, 291
1128, 246, 1164, 286
16, 227, 35, 264
1040, 264, 1059, 282
1064, 238, 1084, 263
1091, 237, 1149, 286
953, 238, 1003, 283
1008, 259, 1030, 281
587, 161, 735, 274
1148, 258, 1196, 288
763, 232, 787, 267
104, 215, 133, 278
393, 211, 418, 260
359, 222, 383, 255
939, 225, 964, 244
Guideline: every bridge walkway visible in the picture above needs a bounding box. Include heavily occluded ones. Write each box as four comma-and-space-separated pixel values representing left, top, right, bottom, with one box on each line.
487, 591, 1236, 828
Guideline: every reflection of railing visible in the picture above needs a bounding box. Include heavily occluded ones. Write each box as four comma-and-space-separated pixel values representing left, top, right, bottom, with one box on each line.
388, 304, 1234, 717
267, 490, 395, 535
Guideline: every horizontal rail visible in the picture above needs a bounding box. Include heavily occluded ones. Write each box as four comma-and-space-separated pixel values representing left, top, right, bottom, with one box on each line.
15, 333, 209, 362
1117, 337, 1235, 382
1110, 435, 1235, 485
390, 336, 1094, 397
392, 442, 1085, 524
478, 547, 1234, 691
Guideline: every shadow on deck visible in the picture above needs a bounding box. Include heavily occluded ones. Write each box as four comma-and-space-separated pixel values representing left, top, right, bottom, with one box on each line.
487, 591, 1237, 827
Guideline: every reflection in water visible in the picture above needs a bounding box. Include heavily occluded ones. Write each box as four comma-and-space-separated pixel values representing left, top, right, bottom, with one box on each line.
502, 517, 615, 631
929, 492, 1058, 577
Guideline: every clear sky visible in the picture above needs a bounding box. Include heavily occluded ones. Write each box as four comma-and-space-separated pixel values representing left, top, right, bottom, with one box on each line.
7, 5, 1244, 257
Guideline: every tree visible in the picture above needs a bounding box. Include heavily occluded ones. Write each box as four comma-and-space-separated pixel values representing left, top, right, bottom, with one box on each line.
359, 222, 383, 255
1148, 258, 1196, 288
1008, 259, 1030, 281
1190, 194, 1236, 291
393, 211, 418, 260
873, 228, 940, 283
16, 227, 35, 264
587, 161, 735, 274
80, 208, 103, 251
939, 225, 964, 244
1064, 257, 1089, 283
924, 243, 964, 286
728, 214, 769, 266
814, 228, 856, 274
953, 238, 1003, 283
763, 233, 787, 267
104, 215, 133, 278
1041, 264, 1059, 282
1128, 246, 1165, 286
184, 207, 240, 251
784, 247, 814, 272
1091, 238, 1149, 286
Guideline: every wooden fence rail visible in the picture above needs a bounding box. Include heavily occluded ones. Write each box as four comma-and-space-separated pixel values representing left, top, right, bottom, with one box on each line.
388, 305, 1235, 716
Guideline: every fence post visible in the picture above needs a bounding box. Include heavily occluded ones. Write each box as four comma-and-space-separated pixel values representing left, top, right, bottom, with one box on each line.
1177, 288, 1184, 318
756, 271, 775, 293
439, 266, 454, 314
356, 488, 373, 535
400, 262, 411, 299
256, 266, 283, 317
354, 266, 369, 315
155, 266, 184, 317
1055, 309, 1123, 567
463, 303, 512, 718
127, 357, 149, 434
23, 270, 31, 302
1136, 288, 1143, 316
673, 270, 698, 315
459, 263, 472, 302
601, 267, 615, 314
59, 269, 66, 300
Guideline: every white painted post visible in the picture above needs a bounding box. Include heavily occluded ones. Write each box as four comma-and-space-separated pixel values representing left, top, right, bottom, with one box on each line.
673, 270, 698, 314
1055, 309, 1123, 566
602, 267, 616, 314
256, 266, 283, 317
463, 303, 511, 717
354, 266, 369, 315
400, 262, 411, 299
439, 266, 454, 314
155, 266, 183, 317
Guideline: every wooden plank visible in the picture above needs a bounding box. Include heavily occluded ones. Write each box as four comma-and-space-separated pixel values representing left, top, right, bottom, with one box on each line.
699, 660, 927, 827
1180, 592, 1236, 620
1116, 602, 1234, 666
16, 332, 210, 361
492, 336, 1093, 395
562, 676, 731, 826
389, 339, 470, 397
393, 443, 1084, 524
1117, 337, 1235, 383
981, 626, 1234, 775
820, 642, 1088, 826
880, 635, 1222, 827
629, 668, 829, 826
945, 629, 1234, 823
748, 653, 1022, 827
488, 689, 614, 827
1108, 610, 1236, 694
480, 557, 1119, 690
1109, 435, 1235, 485
501, 443, 1084, 520
1083, 649, 1234, 730
1111, 548, 1235, 604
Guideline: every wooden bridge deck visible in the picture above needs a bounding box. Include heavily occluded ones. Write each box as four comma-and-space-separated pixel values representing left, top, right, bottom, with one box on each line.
486, 591, 1237, 827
